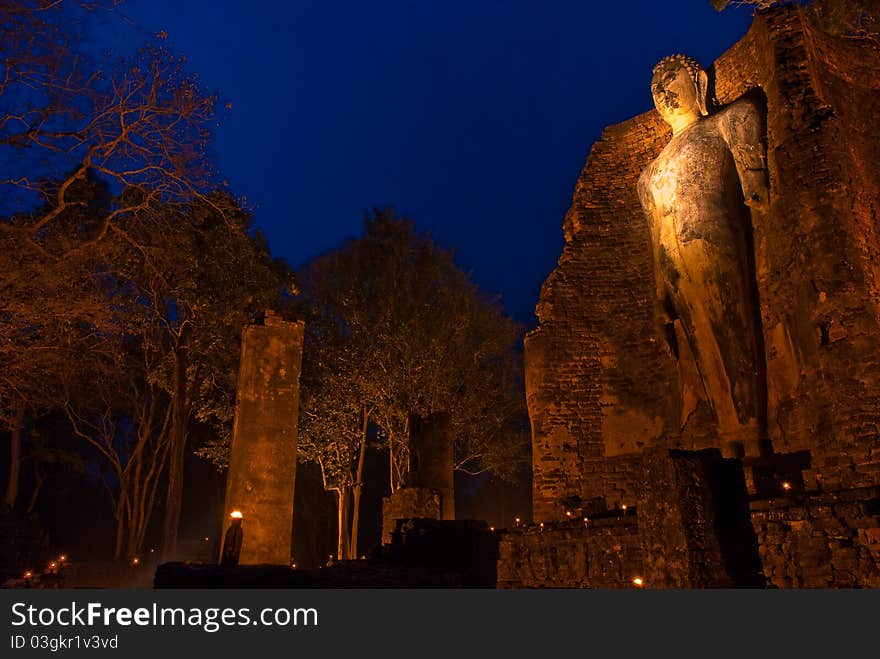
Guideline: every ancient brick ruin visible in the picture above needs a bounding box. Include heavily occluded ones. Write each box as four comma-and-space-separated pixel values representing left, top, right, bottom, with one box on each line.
381, 412, 455, 544
222, 312, 304, 565
509, 7, 880, 588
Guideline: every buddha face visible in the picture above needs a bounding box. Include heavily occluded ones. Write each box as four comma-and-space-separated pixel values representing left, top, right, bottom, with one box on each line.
651, 62, 707, 132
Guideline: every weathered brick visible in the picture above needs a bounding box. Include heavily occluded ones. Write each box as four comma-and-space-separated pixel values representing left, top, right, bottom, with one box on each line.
509, 5, 880, 589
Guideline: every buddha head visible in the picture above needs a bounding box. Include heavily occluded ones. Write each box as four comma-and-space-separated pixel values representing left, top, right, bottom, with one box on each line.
651, 54, 709, 133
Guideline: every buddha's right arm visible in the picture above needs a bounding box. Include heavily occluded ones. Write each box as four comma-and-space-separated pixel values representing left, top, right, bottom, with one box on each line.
721, 97, 770, 214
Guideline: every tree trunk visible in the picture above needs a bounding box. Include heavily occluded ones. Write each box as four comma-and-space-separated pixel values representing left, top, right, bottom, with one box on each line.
161, 324, 190, 562
126, 520, 143, 562
4, 407, 24, 510
349, 406, 369, 558
388, 416, 409, 494
25, 465, 45, 515
125, 489, 141, 561
349, 486, 361, 558
336, 486, 351, 561
389, 432, 395, 493
114, 497, 127, 562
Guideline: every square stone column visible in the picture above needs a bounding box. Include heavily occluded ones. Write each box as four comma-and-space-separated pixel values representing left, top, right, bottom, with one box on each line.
222, 312, 304, 565
408, 412, 455, 520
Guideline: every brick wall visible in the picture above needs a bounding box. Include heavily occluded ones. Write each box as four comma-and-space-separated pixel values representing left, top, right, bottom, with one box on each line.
751, 487, 880, 588
497, 518, 643, 589
527, 6, 880, 525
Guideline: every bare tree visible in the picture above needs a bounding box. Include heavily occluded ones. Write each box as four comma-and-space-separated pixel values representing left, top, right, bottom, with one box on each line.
0, 4, 299, 568
1, 1, 221, 263
62, 342, 173, 561
1, 0, 222, 516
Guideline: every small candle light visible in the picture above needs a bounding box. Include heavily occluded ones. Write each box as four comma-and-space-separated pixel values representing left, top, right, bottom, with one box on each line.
539, 522, 544, 531
490, 526, 495, 532
58, 555, 67, 562
565, 511, 572, 517
622, 504, 628, 512
583, 517, 590, 526
24, 571, 32, 579
632, 577, 644, 587
515, 516, 521, 527
132, 557, 140, 566
782, 482, 792, 491
49, 561, 57, 569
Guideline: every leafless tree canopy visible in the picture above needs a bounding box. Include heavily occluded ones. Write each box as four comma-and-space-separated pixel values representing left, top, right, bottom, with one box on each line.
1, 1, 220, 261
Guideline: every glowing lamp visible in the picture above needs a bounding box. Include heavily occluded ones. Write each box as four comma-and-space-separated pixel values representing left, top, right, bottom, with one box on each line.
24, 571, 32, 579
59, 555, 67, 562
782, 482, 792, 491
49, 561, 57, 569
132, 557, 140, 566
632, 577, 644, 587
622, 504, 628, 511
230, 510, 243, 519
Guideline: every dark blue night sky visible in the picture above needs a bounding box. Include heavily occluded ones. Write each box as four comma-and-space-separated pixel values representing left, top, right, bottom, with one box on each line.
104, 1, 755, 324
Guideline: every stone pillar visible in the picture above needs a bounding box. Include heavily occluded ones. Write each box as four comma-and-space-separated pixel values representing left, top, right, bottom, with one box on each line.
636, 448, 731, 588
221, 312, 304, 565
408, 412, 455, 520
380, 412, 455, 544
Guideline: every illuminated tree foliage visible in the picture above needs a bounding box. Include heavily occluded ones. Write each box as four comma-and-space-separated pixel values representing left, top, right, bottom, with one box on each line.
297, 349, 371, 561
296, 209, 529, 559
2, 178, 292, 560
0, 171, 115, 509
